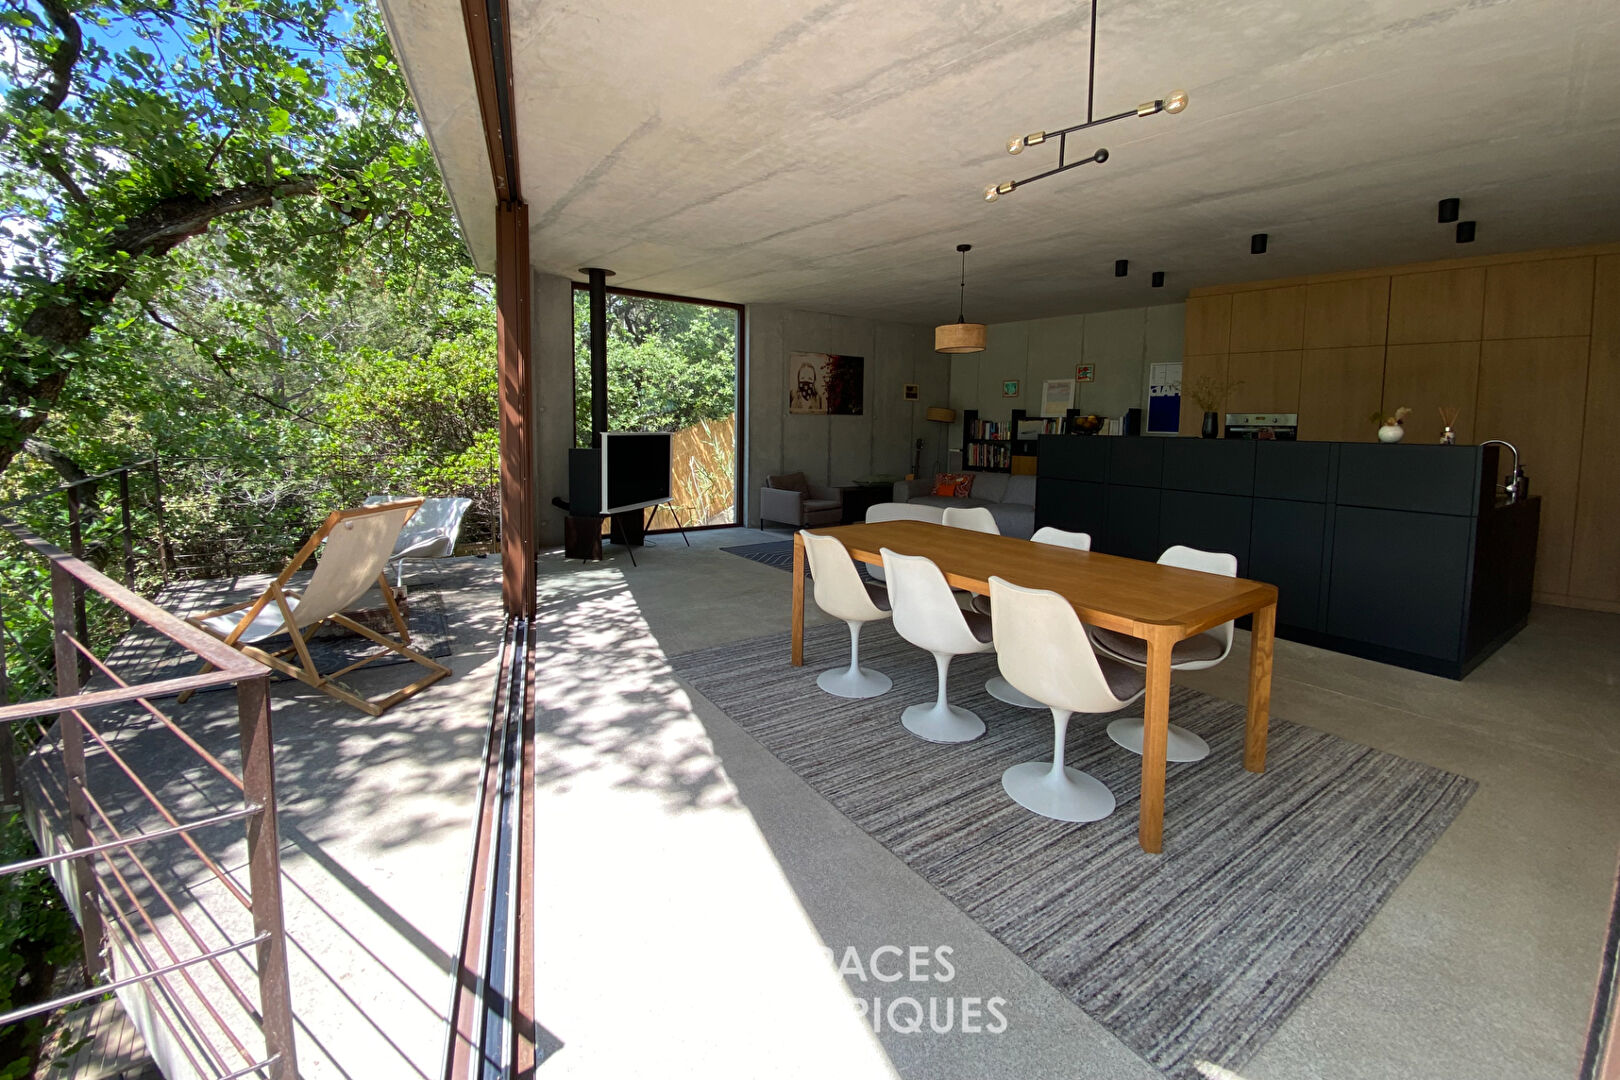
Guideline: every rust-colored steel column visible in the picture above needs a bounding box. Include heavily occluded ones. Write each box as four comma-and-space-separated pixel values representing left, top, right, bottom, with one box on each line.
496, 198, 535, 618
235, 675, 299, 1079
52, 562, 103, 980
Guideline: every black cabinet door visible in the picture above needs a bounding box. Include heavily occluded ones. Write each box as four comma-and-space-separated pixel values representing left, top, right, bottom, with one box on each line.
1255, 441, 1331, 502
1249, 498, 1327, 631
1108, 438, 1164, 488
1037, 435, 1108, 481
1336, 444, 1481, 516
1158, 491, 1252, 573
1036, 478, 1107, 537
1162, 438, 1257, 495
1103, 486, 1162, 561
1326, 506, 1471, 660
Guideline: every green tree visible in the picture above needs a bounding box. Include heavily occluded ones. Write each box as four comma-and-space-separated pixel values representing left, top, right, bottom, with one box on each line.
572, 291, 738, 443
0, 0, 458, 474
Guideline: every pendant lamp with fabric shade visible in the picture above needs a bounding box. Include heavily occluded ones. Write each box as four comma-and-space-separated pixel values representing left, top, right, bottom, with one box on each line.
935, 244, 987, 354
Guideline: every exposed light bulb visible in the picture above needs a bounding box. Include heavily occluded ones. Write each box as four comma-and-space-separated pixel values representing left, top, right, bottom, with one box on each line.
1163, 90, 1189, 114
984, 184, 1001, 203
1007, 136, 1024, 155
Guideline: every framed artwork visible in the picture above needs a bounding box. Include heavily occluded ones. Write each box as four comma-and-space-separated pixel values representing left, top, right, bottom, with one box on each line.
1040, 378, 1075, 417
1147, 361, 1183, 434
1076, 363, 1096, 383
902, 383, 920, 402
1001, 379, 1020, 397
789, 352, 865, 415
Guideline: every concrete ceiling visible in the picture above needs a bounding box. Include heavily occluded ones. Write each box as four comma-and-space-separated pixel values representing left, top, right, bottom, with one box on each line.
382, 0, 1620, 325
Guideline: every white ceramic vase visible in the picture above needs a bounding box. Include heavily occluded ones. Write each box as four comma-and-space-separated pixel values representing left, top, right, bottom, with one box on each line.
1378, 424, 1405, 443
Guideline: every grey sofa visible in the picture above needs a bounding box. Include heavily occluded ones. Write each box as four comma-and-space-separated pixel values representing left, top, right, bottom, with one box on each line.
893, 472, 1037, 538
760, 472, 843, 528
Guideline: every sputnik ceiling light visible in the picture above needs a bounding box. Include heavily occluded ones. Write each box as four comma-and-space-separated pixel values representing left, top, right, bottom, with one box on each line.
935, 244, 988, 354
985, 0, 1187, 202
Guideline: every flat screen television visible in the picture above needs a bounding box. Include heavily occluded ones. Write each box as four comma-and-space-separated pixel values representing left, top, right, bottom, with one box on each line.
600, 431, 672, 515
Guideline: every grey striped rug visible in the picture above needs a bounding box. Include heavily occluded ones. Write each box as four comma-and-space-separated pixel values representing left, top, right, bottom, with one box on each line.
671, 622, 1477, 1079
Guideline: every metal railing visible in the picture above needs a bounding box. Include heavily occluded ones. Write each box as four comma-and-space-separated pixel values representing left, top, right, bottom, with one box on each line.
0, 513, 298, 1079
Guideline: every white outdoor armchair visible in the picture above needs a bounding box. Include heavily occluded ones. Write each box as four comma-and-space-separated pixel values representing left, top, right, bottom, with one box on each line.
364, 495, 473, 586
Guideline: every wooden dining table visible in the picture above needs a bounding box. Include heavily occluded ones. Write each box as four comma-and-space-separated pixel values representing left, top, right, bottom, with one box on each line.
791, 520, 1280, 853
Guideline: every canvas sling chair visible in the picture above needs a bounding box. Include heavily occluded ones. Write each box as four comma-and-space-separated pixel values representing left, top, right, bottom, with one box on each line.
179, 500, 452, 716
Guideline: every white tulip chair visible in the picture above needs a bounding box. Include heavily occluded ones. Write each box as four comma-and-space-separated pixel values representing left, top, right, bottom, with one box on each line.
988, 576, 1147, 822
941, 506, 998, 534
881, 548, 994, 743
800, 530, 894, 699
1090, 544, 1238, 762
863, 502, 945, 583
980, 524, 1094, 710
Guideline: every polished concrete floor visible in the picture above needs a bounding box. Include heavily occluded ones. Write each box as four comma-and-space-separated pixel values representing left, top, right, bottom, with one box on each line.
565, 525, 1620, 1080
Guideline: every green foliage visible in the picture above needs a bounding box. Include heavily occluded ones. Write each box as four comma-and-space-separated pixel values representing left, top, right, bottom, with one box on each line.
572, 291, 738, 443
0, 810, 81, 1080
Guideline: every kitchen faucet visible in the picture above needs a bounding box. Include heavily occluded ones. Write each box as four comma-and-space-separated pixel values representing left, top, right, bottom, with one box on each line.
1479, 439, 1529, 503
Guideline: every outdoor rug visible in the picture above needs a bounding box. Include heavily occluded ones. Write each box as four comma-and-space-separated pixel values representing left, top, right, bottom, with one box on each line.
91, 577, 454, 696
720, 539, 875, 581
670, 621, 1478, 1079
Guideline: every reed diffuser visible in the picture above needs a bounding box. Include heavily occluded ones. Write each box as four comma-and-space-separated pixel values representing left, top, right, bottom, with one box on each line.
1438, 405, 1460, 445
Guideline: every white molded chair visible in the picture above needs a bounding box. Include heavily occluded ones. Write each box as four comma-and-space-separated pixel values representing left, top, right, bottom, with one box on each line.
980, 525, 1094, 709
800, 530, 893, 699
942, 506, 999, 535
864, 502, 945, 583
1090, 544, 1238, 762
882, 548, 994, 743
988, 576, 1147, 822
1031, 526, 1091, 550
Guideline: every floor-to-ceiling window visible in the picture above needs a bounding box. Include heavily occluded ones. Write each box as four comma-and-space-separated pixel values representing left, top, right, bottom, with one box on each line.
572, 286, 742, 531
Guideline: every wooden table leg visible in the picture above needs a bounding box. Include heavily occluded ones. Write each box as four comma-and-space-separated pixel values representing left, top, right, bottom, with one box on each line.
1138, 631, 1173, 854
791, 532, 806, 667
1245, 600, 1276, 773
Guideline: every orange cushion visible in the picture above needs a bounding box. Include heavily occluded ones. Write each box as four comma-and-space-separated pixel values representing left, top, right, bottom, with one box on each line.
932, 472, 974, 498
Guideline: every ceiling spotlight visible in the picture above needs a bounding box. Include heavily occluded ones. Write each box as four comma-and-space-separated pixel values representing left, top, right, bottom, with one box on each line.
984, 0, 1186, 200
1115, 259, 1129, 277
1152, 271, 1165, 288
1456, 220, 1476, 243
1251, 233, 1268, 254
1438, 197, 1460, 224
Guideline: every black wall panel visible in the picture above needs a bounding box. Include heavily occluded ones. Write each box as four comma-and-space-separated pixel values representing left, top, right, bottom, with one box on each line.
1103, 486, 1162, 561
1035, 478, 1107, 537
1159, 491, 1253, 573
1036, 435, 1108, 482
1336, 444, 1482, 516
1108, 438, 1165, 488
1255, 441, 1332, 502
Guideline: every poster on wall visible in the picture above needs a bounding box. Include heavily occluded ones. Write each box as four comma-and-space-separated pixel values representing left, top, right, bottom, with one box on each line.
1040, 378, 1075, 417
1148, 361, 1183, 434
789, 352, 865, 415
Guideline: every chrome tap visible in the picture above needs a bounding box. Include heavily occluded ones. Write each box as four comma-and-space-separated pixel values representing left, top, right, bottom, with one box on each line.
1480, 439, 1528, 503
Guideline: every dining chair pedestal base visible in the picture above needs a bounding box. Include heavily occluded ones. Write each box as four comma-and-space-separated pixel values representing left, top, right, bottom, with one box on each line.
817, 665, 891, 699
1001, 761, 1115, 823
985, 675, 1044, 709
902, 702, 985, 743
1107, 717, 1211, 762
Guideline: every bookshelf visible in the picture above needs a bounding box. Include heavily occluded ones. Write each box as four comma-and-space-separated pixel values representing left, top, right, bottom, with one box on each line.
961, 408, 1093, 472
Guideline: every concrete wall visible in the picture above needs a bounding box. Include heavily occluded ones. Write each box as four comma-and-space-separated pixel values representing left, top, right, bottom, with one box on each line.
947, 304, 1184, 442
744, 307, 947, 527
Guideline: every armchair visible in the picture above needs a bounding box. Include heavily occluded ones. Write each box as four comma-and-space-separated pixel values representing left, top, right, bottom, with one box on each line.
761, 472, 843, 528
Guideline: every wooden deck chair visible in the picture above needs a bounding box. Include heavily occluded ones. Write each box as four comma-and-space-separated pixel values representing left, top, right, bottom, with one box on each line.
179, 500, 452, 716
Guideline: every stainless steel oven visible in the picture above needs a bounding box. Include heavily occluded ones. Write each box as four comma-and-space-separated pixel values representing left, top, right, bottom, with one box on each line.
1223, 412, 1299, 440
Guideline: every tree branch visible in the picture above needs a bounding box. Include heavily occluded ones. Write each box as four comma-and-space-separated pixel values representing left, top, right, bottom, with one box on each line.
36, 0, 82, 113
143, 304, 331, 428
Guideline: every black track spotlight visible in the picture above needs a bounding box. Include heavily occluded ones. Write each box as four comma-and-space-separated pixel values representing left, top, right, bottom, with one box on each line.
1456, 220, 1476, 243
1151, 271, 1165, 288
1115, 259, 1129, 277
1438, 197, 1460, 224
1250, 233, 1268, 254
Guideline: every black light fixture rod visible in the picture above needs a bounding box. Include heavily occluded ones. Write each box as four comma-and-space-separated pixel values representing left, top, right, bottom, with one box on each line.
1046, 107, 1139, 140
1087, 0, 1098, 125
957, 244, 970, 321
1014, 148, 1108, 187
